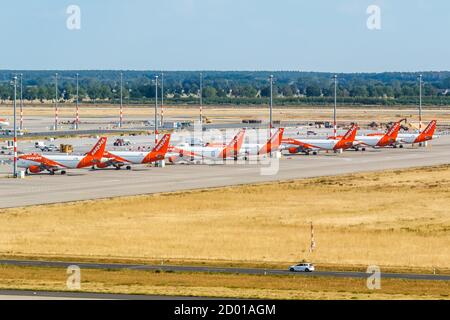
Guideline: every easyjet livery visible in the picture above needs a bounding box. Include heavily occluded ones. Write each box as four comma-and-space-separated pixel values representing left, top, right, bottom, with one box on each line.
97, 134, 171, 170
353, 121, 402, 150
168, 129, 246, 163
282, 124, 358, 155
397, 120, 437, 145
18, 137, 107, 175
239, 128, 285, 158
0, 118, 10, 128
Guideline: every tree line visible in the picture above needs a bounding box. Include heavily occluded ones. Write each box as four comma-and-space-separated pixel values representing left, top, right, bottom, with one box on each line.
0, 71, 449, 105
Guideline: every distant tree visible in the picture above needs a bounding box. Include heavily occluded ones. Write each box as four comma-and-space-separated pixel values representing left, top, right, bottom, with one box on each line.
305, 84, 321, 97
442, 77, 450, 89
401, 85, 415, 97
202, 86, 217, 99
424, 84, 437, 96
24, 86, 39, 100
216, 88, 228, 98
234, 85, 257, 98
281, 85, 294, 97
260, 85, 278, 98
350, 86, 368, 97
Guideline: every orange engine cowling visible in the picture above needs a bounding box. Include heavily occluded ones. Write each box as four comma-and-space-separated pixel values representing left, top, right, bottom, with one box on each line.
28, 165, 43, 173
168, 156, 178, 163
289, 147, 299, 154
96, 162, 110, 169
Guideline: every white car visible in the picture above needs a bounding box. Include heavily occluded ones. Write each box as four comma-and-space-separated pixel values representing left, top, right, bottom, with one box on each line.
289, 263, 315, 272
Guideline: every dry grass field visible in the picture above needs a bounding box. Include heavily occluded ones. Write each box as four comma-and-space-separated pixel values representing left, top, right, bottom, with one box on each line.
0, 165, 449, 271
0, 104, 447, 125
0, 265, 448, 300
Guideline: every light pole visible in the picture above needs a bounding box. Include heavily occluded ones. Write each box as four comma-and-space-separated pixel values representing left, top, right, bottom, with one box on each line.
54, 73, 58, 131
269, 75, 274, 129
12, 76, 18, 178
75, 73, 79, 129
419, 74, 423, 133
161, 72, 164, 126
128, 88, 132, 107
19, 73, 23, 131
155, 75, 159, 143
333, 75, 338, 139
199, 72, 203, 124
120, 73, 123, 128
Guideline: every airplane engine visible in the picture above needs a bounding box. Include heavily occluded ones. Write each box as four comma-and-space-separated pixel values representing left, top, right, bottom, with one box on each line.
168, 156, 178, 163
28, 165, 43, 173
96, 163, 110, 169
289, 147, 300, 154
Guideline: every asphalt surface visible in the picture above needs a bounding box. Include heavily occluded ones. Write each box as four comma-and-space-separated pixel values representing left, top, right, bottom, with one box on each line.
1, 259, 449, 281
0, 135, 449, 208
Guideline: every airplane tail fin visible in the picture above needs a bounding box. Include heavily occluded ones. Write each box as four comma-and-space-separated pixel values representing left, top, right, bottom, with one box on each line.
334, 125, 358, 150
77, 137, 107, 168
340, 125, 358, 143
258, 128, 285, 155
88, 137, 108, 161
227, 129, 246, 150
421, 120, 437, 138
152, 134, 171, 156
384, 121, 401, 141
221, 129, 246, 158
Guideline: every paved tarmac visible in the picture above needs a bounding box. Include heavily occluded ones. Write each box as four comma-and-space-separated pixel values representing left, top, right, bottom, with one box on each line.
0, 135, 449, 209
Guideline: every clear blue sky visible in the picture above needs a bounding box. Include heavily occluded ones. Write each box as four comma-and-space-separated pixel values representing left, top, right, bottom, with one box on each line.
1, 0, 449, 72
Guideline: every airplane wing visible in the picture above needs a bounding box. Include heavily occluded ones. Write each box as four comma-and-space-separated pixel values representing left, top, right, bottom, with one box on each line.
281, 138, 320, 153
167, 146, 213, 163
97, 151, 132, 168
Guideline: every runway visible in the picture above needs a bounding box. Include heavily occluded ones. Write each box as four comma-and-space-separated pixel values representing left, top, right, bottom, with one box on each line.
0, 135, 449, 209
1, 259, 449, 281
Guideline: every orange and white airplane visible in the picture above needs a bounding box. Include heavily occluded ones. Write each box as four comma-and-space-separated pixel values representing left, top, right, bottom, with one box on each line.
168, 129, 246, 163
239, 128, 285, 159
17, 137, 107, 175
282, 124, 358, 155
397, 120, 437, 145
351, 121, 402, 151
0, 118, 9, 128
96, 134, 171, 170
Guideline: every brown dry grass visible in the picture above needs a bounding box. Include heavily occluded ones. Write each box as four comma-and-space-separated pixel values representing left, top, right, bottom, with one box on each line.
0, 165, 449, 271
0, 104, 448, 124
0, 265, 448, 300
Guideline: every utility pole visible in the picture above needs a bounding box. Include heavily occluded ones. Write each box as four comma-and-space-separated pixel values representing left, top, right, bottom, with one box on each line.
155, 75, 159, 143
54, 73, 58, 131
309, 221, 316, 253
199, 72, 203, 124
120, 72, 123, 128
75, 73, 79, 130
161, 72, 164, 126
419, 74, 423, 133
12, 76, 18, 178
269, 75, 273, 129
333, 75, 338, 139
19, 73, 23, 131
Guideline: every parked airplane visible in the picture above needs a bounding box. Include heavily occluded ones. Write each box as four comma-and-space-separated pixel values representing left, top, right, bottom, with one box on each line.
96, 134, 171, 170
282, 125, 358, 155
397, 120, 437, 145
17, 137, 107, 175
168, 129, 246, 163
352, 122, 402, 151
239, 128, 285, 159
0, 119, 10, 128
